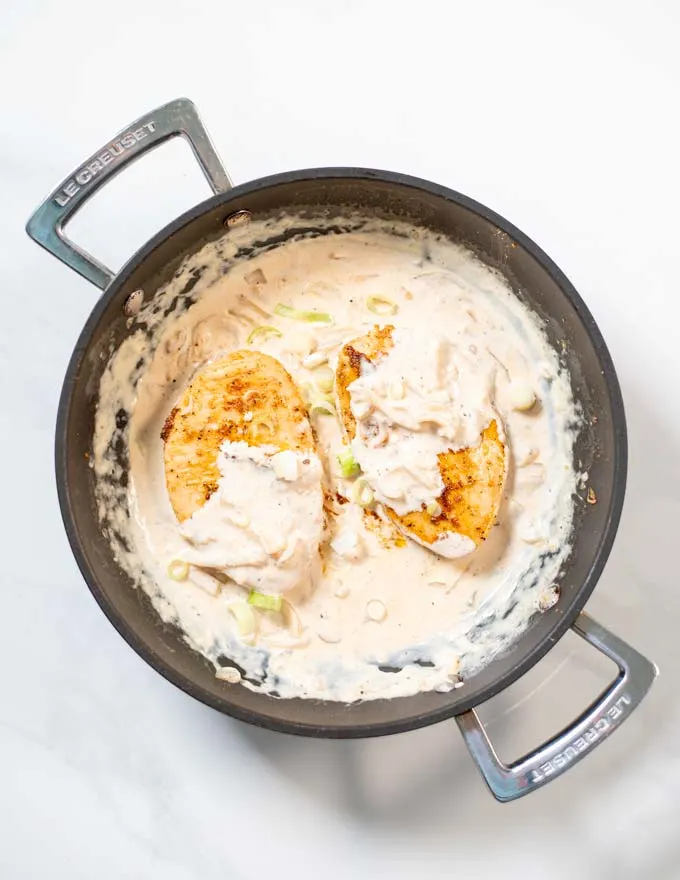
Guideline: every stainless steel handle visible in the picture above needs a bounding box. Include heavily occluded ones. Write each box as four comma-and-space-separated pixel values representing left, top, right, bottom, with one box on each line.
25, 97, 232, 290
456, 611, 657, 802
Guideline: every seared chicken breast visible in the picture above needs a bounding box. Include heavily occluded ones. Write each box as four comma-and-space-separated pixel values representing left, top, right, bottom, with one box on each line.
162, 350, 314, 522
336, 325, 507, 554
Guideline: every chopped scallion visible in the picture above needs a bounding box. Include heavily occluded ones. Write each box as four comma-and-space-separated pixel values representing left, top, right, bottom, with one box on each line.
309, 401, 336, 417
351, 479, 375, 508
274, 303, 333, 324
227, 601, 258, 637
247, 590, 283, 612
246, 325, 282, 344
167, 559, 189, 581
313, 365, 335, 393
426, 500, 442, 518
337, 447, 361, 479
366, 295, 398, 316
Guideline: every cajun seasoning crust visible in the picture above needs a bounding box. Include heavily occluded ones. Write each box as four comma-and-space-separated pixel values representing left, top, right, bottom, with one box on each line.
335, 325, 507, 550
162, 350, 314, 522
383, 420, 506, 546
335, 324, 394, 441
160, 407, 178, 443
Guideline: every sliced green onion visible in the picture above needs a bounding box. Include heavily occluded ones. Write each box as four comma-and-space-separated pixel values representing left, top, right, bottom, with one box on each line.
248, 590, 284, 612
337, 447, 361, 479
228, 601, 258, 637
313, 365, 335, 393
366, 295, 398, 316
426, 500, 442, 518
351, 479, 375, 508
298, 381, 313, 404
246, 324, 282, 344
309, 401, 336, 417
274, 303, 333, 324
306, 388, 334, 409
167, 559, 189, 581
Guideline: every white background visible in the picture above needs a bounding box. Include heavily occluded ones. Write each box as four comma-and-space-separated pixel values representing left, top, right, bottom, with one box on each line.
2, 1, 680, 878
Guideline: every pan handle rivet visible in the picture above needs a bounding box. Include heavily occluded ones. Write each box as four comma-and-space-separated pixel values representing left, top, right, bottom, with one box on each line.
124, 289, 144, 317
224, 210, 252, 228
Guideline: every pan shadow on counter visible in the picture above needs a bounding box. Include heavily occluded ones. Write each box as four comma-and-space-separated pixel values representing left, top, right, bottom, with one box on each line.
231, 377, 680, 879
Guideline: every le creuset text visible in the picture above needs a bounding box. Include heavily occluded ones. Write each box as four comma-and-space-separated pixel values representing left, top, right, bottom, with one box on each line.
53, 122, 157, 207
529, 693, 632, 784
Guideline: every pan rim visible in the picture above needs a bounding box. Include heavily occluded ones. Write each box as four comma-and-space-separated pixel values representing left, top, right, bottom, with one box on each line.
54, 166, 627, 737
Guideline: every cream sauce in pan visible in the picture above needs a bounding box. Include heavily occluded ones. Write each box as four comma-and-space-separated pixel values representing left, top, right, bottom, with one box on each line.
93, 215, 579, 701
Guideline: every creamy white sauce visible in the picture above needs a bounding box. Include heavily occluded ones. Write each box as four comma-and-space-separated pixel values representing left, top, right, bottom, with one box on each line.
92, 214, 580, 702
347, 326, 499, 519
179, 443, 323, 598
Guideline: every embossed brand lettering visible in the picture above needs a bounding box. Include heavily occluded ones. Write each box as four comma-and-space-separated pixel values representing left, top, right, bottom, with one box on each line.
529, 694, 631, 784
54, 121, 157, 207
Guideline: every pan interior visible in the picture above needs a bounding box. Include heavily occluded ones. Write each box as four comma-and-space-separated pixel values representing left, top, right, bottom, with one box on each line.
57, 171, 625, 736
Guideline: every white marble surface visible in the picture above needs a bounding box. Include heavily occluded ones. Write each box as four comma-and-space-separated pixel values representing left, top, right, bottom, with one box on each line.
2, 1, 680, 877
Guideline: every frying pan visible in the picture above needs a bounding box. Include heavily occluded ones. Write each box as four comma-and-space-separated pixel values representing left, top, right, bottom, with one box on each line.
26, 98, 657, 801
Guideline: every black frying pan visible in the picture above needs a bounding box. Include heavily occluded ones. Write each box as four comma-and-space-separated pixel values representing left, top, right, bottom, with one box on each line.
26, 98, 657, 801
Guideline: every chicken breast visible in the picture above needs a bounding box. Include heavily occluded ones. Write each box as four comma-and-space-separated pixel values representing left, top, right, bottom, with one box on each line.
335, 325, 507, 555
162, 350, 314, 522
